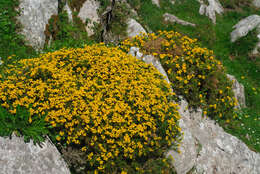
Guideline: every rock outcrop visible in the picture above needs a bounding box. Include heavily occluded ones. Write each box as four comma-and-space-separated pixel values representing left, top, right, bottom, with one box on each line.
0, 134, 70, 174
17, 0, 58, 49
227, 74, 246, 108
129, 47, 260, 174
127, 19, 147, 38
197, 0, 224, 24
163, 13, 196, 27
78, 0, 100, 36
230, 15, 260, 55
230, 15, 260, 43
167, 99, 260, 174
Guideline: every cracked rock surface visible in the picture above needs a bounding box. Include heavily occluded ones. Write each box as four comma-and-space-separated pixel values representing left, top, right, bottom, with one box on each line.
0, 134, 70, 174
129, 47, 260, 174
198, 0, 223, 24
17, 0, 58, 50
167, 99, 260, 174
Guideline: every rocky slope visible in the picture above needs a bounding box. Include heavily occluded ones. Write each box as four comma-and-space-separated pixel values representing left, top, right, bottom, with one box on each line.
0, 0, 259, 173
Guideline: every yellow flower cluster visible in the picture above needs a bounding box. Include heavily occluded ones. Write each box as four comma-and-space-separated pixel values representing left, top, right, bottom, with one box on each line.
0, 44, 181, 172
121, 30, 237, 120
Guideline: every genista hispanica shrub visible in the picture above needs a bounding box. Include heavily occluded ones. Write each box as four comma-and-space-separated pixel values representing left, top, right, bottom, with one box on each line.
0, 44, 181, 173
121, 31, 238, 121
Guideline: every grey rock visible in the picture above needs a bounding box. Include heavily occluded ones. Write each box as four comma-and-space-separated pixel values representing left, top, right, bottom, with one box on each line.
78, 0, 100, 36
152, 0, 160, 7
0, 134, 70, 174
230, 15, 260, 43
230, 15, 260, 55
128, 47, 170, 84
129, 48, 259, 174
127, 19, 147, 38
253, 0, 260, 8
227, 74, 246, 108
198, 0, 224, 24
163, 13, 196, 27
166, 99, 260, 174
17, 0, 58, 50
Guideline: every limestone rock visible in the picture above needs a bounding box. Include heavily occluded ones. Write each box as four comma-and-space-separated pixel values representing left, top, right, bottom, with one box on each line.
230, 15, 260, 43
167, 99, 260, 174
0, 134, 70, 174
129, 47, 259, 174
253, 0, 260, 8
163, 13, 196, 27
17, 0, 58, 49
227, 74, 246, 108
78, 0, 100, 36
198, 0, 224, 24
152, 0, 160, 7
127, 19, 147, 38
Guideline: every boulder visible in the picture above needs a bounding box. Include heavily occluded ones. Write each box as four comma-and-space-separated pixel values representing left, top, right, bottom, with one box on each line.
227, 74, 246, 108
230, 15, 260, 43
129, 47, 260, 174
163, 13, 196, 27
17, 0, 58, 50
127, 19, 147, 38
197, 0, 224, 24
0, 134, 70, 174
78, 0, 100, 36
230, 15, 260, 55
167, 99, 260, 174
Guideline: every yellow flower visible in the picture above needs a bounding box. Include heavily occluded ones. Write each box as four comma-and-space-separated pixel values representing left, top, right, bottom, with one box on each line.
56, 136, 61, 141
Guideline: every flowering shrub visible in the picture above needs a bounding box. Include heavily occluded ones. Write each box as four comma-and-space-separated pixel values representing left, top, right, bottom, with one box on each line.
0, 44, 181, 173
121, 31, 238, 120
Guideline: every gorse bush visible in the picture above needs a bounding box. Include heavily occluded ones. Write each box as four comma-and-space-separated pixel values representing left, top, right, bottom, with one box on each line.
121, 30, 238, 120
0, 44, 181, 173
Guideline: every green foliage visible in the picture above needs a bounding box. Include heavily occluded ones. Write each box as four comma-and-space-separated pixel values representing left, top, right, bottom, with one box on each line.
44, 10, 92, 50
0, 44, 181, 173
135, 0, 260, 152
0, 105, 49, 144
121, 31, 237, 121
0, 0, 36, 60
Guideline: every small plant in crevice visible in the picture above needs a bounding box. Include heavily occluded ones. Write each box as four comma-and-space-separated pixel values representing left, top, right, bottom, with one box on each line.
121, 30, 238, 121
0, 105, 49, 144
44, 9, 90, 50
0, 44, 181, 173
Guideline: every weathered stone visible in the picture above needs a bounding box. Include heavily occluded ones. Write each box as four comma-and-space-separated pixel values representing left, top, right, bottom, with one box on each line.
78, 0, 100, 36
0, 134, 70, 174
253, 0, 260, 8
227, 74, 246, 108
127, 18, 147, 38
167, 99, 260, 174
129, 47, 259, 174
163, 13, 196, 27
152, 0, 160, 7
230, 15, 260, 42
128, 47, 170, 84
198, 0, 224, 24
17, 0, 58, 49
